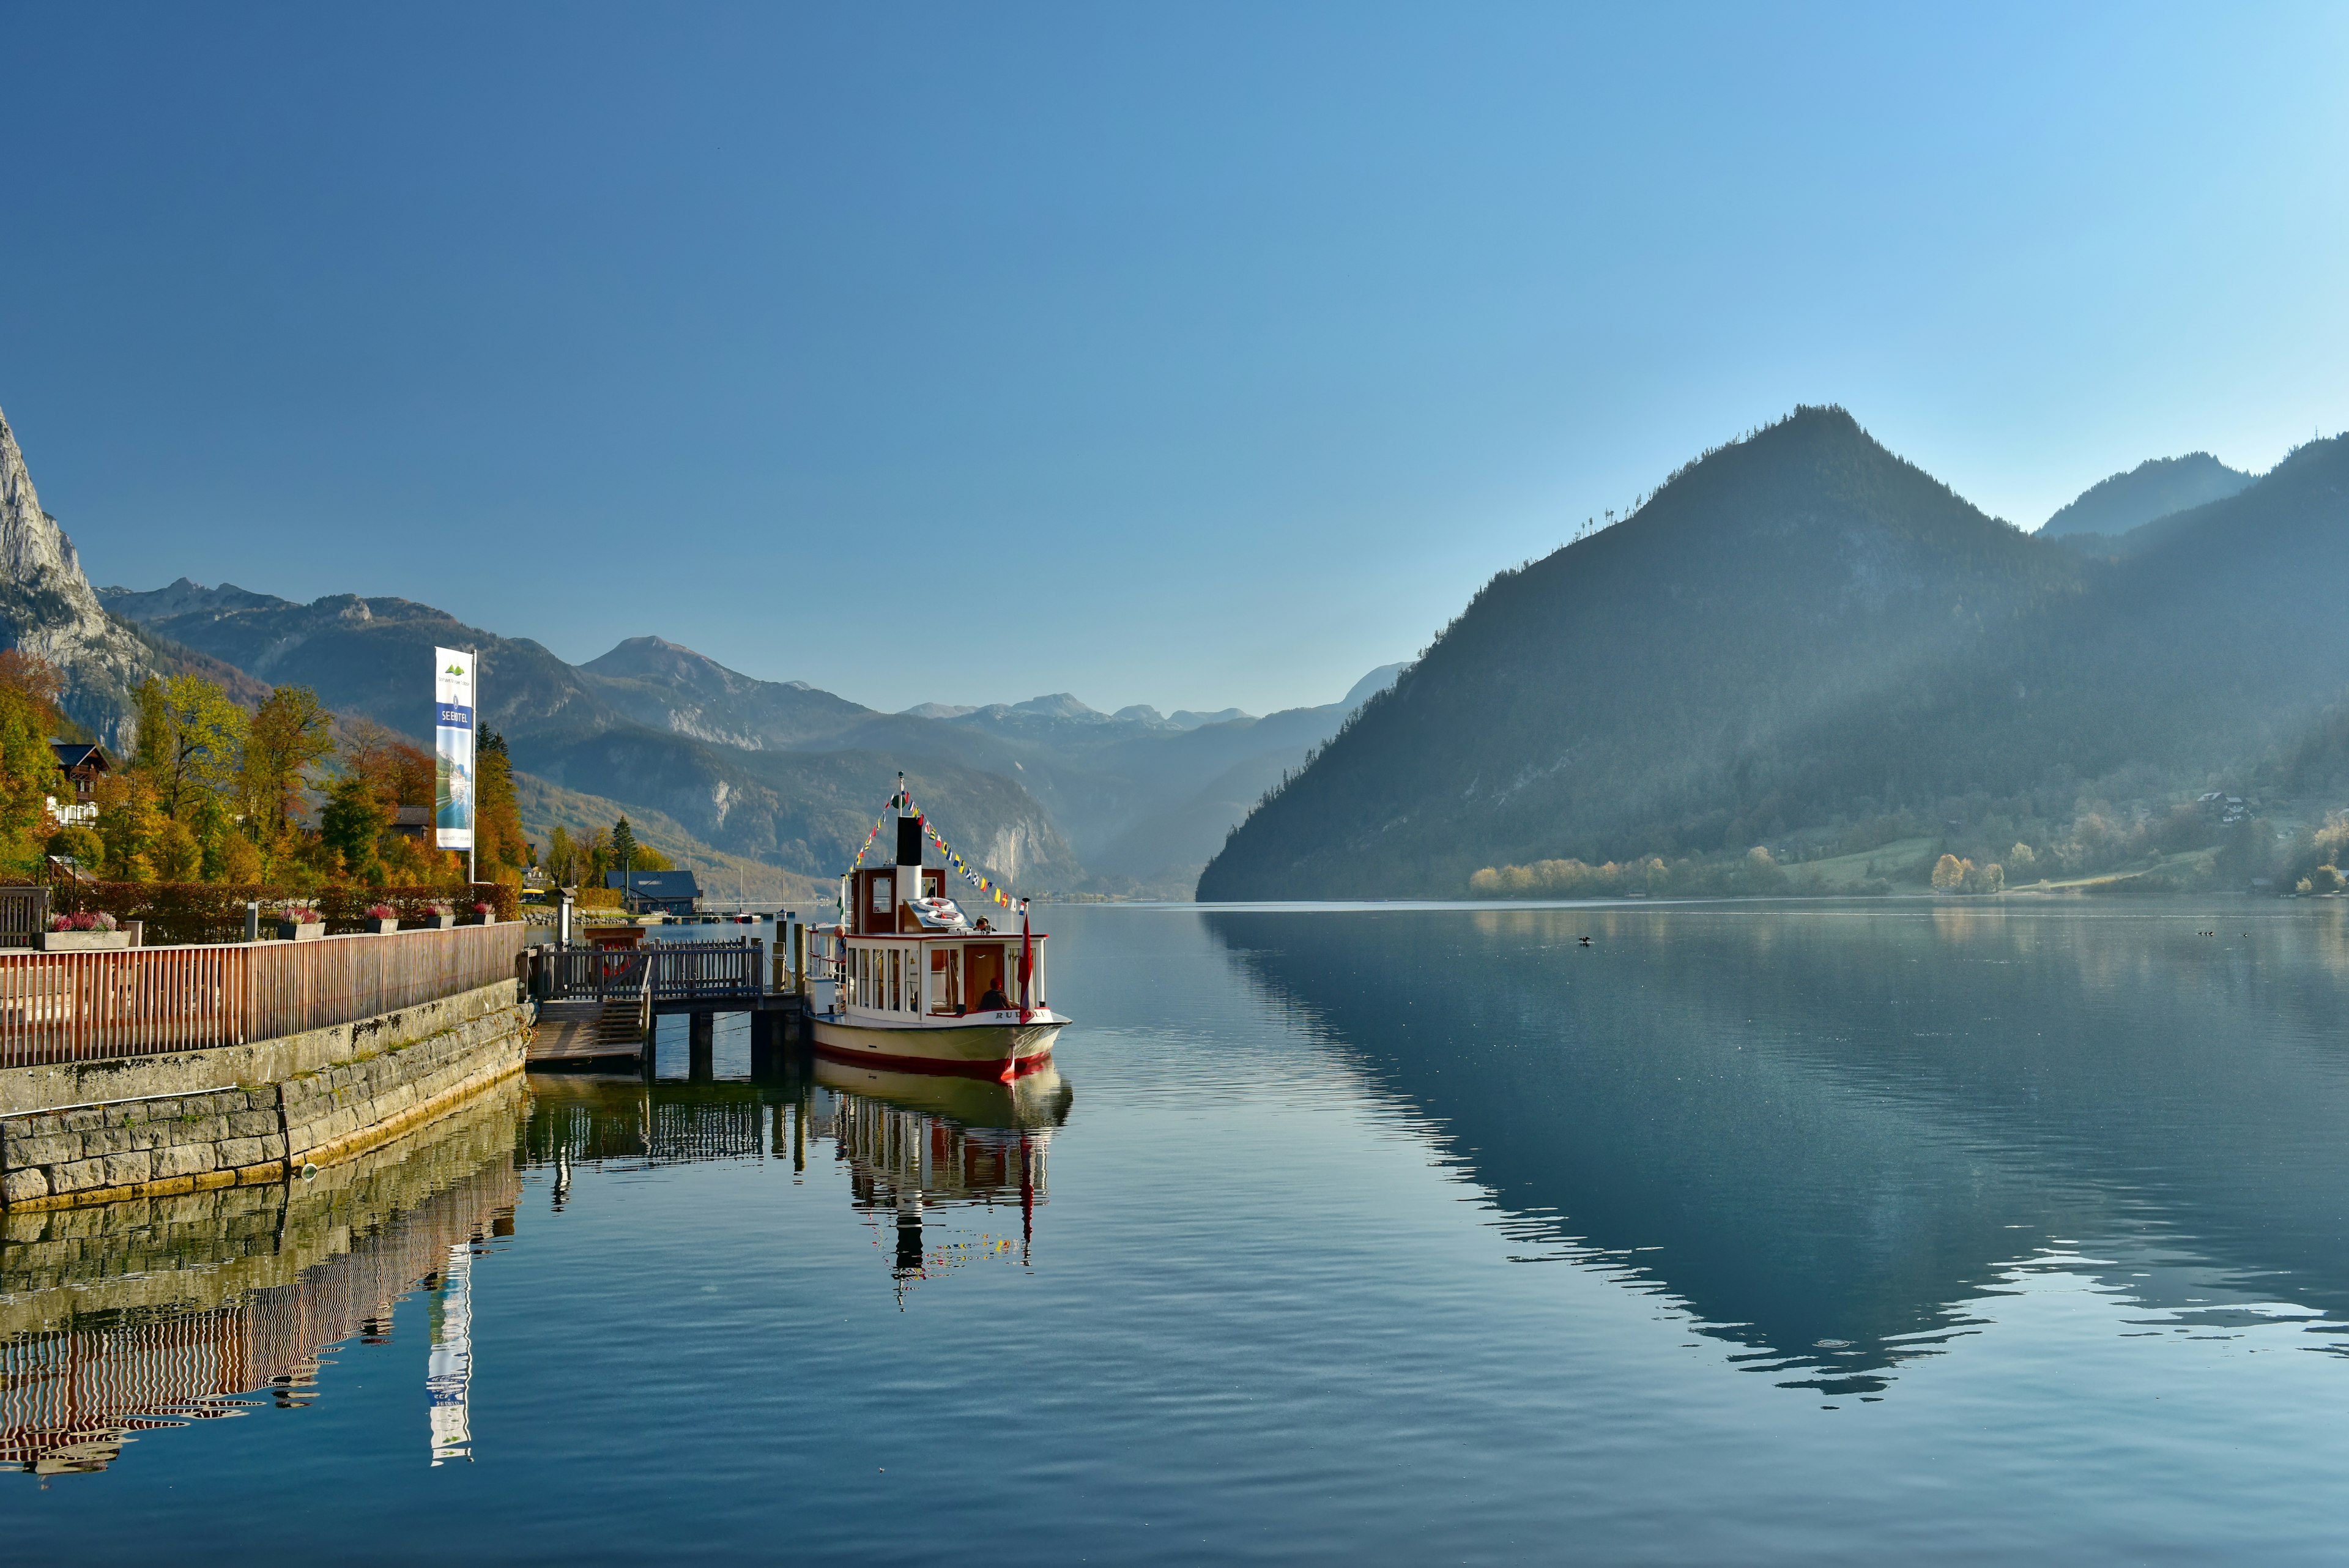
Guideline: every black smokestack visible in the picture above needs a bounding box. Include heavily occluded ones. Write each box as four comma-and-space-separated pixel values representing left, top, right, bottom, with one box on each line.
897, 812, 925, 867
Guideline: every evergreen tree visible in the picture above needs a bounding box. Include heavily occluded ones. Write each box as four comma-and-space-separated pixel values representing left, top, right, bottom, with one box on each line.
474, 729, 529, 885
320, 773, 389, 882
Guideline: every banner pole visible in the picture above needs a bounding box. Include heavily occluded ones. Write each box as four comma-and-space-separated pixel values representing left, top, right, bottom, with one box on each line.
468, 646, 478, 889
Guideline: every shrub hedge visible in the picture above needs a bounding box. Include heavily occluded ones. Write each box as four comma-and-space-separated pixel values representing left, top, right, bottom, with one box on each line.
43, 880, 522, 945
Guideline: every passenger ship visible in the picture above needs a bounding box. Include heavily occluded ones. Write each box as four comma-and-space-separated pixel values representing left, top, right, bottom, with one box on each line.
808, 786, 1067, 1080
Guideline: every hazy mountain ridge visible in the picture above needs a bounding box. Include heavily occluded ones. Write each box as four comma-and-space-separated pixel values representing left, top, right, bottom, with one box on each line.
2039, 452, 2251, 539
1201, 407, 2349, 899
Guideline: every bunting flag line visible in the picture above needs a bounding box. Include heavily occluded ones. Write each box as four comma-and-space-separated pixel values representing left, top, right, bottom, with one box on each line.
901, 792, 1016, 909
849, 808, 890, 870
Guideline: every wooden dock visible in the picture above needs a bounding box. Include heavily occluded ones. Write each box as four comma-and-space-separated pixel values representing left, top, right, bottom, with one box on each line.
522, 937, 808, 1077
527, 996, 652, 1071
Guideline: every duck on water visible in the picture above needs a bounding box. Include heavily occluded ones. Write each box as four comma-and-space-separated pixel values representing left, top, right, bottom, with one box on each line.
808, 779, 1068, 1082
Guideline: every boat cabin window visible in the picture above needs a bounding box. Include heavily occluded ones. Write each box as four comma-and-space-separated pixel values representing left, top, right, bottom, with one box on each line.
930, 946, 962, 1015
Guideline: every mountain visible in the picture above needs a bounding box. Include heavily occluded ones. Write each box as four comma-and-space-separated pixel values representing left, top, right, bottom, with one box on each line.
580, 636, 877, 749
0, 405, 163, 743
97, 567, 1403, 895
508, 771, 834, 907
98, 582, 1083, 888
549, 633, 1402, 890
1203, 409, 2349, 900
2039, 453, 2251, 540
1201, 407, 2112, 899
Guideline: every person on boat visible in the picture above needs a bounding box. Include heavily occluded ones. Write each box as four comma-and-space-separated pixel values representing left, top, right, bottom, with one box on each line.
978, 983, 1011, 1012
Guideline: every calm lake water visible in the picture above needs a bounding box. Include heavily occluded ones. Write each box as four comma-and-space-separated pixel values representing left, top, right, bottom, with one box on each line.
12, 900, 2349, 1562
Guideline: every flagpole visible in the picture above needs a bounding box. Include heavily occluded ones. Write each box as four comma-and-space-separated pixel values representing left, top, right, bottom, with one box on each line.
467, 647, 478, 890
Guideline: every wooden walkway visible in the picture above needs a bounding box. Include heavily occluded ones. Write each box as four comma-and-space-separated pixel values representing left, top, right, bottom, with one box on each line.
527, 996, 651, 1071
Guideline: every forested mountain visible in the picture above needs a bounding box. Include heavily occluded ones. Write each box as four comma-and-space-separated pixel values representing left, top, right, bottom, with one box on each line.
2039, 452, 2251, 539
95, 580, 1399, 896
1200, 407, 2349, 900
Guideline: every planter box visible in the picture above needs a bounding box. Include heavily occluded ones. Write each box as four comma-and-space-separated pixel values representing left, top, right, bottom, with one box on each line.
366, 918, 399, 935
425, 914, 456, 930
39, 930, 132, 952
278, 921, 325, 942
473, 913, 499, 926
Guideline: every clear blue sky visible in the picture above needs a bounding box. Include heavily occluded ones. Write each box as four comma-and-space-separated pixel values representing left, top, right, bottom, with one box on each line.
2, 3, 2344, 716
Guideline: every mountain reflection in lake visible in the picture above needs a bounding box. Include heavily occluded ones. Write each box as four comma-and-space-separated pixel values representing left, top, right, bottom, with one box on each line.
1205, 901, 2349, 1397
20, 902, 2349, 1564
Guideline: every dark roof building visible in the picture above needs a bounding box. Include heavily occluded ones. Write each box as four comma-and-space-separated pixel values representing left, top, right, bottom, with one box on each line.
50, 742, 111, 804
603, 869, 701, 914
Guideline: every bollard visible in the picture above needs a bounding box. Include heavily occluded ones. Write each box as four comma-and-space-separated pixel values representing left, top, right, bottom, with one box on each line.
245, 901, 261, 944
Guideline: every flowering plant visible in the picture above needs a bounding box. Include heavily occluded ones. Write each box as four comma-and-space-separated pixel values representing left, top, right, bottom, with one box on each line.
427, 902, 454, 917
473, 902, 494, 916
49, 912, 116, 932
365, 904, 397, 920
280, 905, 322, 924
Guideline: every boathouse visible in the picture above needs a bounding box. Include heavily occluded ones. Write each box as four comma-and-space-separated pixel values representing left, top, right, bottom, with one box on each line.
604, 869, 700, 915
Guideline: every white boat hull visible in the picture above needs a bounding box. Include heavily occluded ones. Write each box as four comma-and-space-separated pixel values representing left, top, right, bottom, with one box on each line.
810, 1012, 1066, 1078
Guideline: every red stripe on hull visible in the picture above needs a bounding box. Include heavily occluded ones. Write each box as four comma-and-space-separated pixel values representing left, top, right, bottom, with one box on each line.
811, 1041, 1058, 1080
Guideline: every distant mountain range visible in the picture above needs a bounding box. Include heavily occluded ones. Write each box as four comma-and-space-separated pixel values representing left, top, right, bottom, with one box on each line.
1202, 407, 2349, 899
89, 576, 1397, 897
24, 388, 2339, 906
0, 381, 1398, 899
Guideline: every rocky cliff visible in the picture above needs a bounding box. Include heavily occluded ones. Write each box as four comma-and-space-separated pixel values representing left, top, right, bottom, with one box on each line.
0, 404, 156, 743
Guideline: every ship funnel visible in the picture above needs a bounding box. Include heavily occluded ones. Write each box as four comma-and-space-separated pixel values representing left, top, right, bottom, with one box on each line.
894, 775, 924, 867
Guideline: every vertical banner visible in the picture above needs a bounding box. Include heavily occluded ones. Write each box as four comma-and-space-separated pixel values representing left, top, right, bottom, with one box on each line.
434, 647, 475, 852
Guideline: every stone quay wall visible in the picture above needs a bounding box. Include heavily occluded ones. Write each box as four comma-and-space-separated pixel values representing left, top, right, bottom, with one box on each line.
0, 980, 528, 1211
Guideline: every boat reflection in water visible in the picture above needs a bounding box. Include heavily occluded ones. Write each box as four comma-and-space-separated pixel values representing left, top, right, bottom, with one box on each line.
522, 1061, 1074, 1296
0, 1082, 523, 1477
814, 1057, 1071, 1295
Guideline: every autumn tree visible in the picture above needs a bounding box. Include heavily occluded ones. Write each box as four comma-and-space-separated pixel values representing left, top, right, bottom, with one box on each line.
134, 675, 247, 821
341, 718, 434, 808
581, 827, 611, 887
0, 685, 61, 874
90, 770, 165, 882
240, 686, 336, 839
1931, 853, 1965, 892
545, 824, 578, 888
0, 650, 67, 735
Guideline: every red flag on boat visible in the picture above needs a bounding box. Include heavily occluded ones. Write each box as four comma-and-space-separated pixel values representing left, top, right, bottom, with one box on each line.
1017, 900, 1034, 1024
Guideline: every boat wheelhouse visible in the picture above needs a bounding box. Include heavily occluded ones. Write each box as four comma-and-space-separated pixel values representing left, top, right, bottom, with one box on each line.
809, 785, 1067, 1079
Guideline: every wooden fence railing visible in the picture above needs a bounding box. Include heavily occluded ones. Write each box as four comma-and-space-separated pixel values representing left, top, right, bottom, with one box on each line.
545, 940, 764, 1005
0, 924, 532, 1071
0, 886, 50, 949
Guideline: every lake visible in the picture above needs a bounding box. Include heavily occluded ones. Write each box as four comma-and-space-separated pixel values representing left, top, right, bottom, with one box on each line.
12, 900, 2349, 1562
